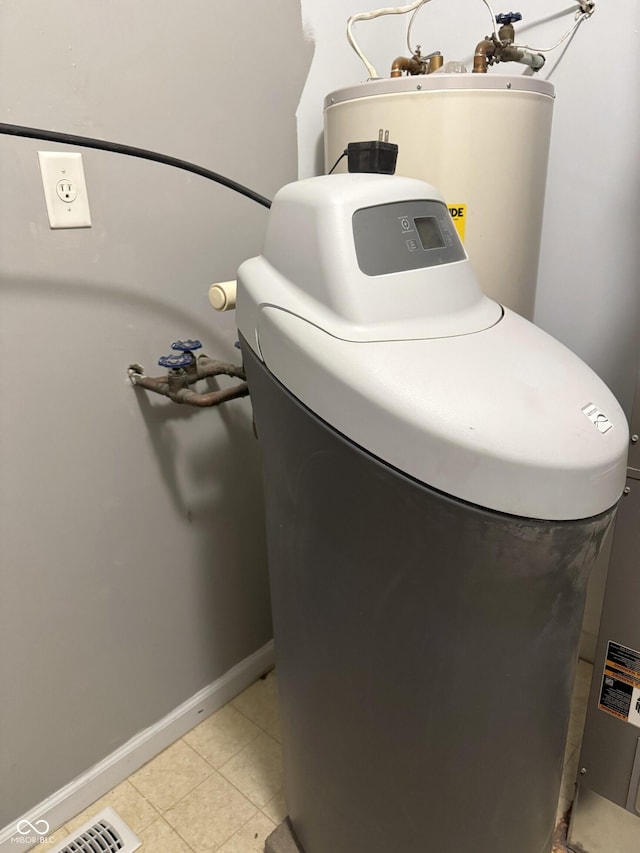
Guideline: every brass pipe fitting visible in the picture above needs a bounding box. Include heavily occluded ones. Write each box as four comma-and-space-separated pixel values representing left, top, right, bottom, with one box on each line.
428, 54, 444, 74
473, 39, 495, 73
498, 23, 515, 43
502, 45, 545, 70
499, 45, 522, 63
390, 56, 424, 77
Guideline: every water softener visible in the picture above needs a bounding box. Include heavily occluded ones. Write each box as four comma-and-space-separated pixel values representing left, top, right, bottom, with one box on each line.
236, 174, 628, 853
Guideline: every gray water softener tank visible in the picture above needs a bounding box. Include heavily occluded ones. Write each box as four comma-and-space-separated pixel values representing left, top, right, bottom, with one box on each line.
235, 174, 628, 853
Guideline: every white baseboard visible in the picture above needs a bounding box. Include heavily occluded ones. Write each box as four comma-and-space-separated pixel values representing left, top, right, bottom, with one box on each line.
0, 640, 275, 852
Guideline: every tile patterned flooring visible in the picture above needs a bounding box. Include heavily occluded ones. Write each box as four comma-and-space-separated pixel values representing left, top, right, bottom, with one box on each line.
37, 661, 593, 853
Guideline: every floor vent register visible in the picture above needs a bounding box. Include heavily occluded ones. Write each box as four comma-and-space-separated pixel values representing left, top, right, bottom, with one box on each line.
48, 807, 141, 853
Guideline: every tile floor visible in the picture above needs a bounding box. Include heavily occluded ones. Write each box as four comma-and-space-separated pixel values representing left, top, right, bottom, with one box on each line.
37, 661, 593, 853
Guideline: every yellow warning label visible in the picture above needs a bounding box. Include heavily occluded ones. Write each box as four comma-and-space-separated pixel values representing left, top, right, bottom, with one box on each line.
448, 204, 467, 242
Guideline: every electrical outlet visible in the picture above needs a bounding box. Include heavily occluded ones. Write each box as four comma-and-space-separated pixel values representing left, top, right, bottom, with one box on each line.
38, 151, 92, 229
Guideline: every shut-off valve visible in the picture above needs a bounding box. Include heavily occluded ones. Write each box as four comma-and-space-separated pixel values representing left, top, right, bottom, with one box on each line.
474, 10, 545, 73
158, 340, 203, 391
128, 338, 248, 408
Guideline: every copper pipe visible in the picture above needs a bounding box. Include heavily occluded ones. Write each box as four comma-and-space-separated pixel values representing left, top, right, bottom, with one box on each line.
499, 45, 546, 70
130, 373, 249, 407
499, 45, 522, 63
128, 357, 249, 408
195, 357, 246, 381
390, 56, 423, 77
473, 39, 495, 73
169, 383, 250, 408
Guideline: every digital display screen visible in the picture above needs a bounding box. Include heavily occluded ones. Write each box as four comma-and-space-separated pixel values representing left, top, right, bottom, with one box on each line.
414, 216, 445, 251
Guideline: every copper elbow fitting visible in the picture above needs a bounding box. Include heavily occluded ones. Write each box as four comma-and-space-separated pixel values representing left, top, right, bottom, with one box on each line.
473, 39, 495, 73
390, 56, 423, 78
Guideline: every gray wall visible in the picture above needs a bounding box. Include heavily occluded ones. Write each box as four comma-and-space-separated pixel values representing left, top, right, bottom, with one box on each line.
0, 0, 312, 827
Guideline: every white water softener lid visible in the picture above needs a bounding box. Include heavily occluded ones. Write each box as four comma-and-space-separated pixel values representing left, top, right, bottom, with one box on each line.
237, 174, 627, 520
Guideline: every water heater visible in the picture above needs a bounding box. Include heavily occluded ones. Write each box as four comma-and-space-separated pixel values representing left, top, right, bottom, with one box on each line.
324, 73, 554, 319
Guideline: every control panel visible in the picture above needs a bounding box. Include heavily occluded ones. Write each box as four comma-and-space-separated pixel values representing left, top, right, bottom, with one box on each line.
352, 200, 465, 276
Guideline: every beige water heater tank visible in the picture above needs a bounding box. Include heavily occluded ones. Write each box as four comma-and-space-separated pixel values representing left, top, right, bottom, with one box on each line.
324, 73, 555, 319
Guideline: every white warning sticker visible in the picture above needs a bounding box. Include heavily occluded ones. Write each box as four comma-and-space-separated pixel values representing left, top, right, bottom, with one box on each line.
599, 641, 640, 728
582, 402, 614, 434
630, 688, 640, 728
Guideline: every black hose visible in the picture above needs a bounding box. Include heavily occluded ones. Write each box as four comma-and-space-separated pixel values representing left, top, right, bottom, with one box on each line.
0, 122, 272, 209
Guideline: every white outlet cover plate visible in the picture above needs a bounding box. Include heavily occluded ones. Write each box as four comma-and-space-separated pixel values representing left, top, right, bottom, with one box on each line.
38, 151, 92, 229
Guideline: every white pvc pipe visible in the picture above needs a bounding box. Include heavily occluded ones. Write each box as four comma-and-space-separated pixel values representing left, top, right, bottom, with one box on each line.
208, 280, 237, 311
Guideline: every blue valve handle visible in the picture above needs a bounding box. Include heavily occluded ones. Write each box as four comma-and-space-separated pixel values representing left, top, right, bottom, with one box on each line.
495, 11, 522, 24
171, 339, 202, 352
158, 353, 192, 369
